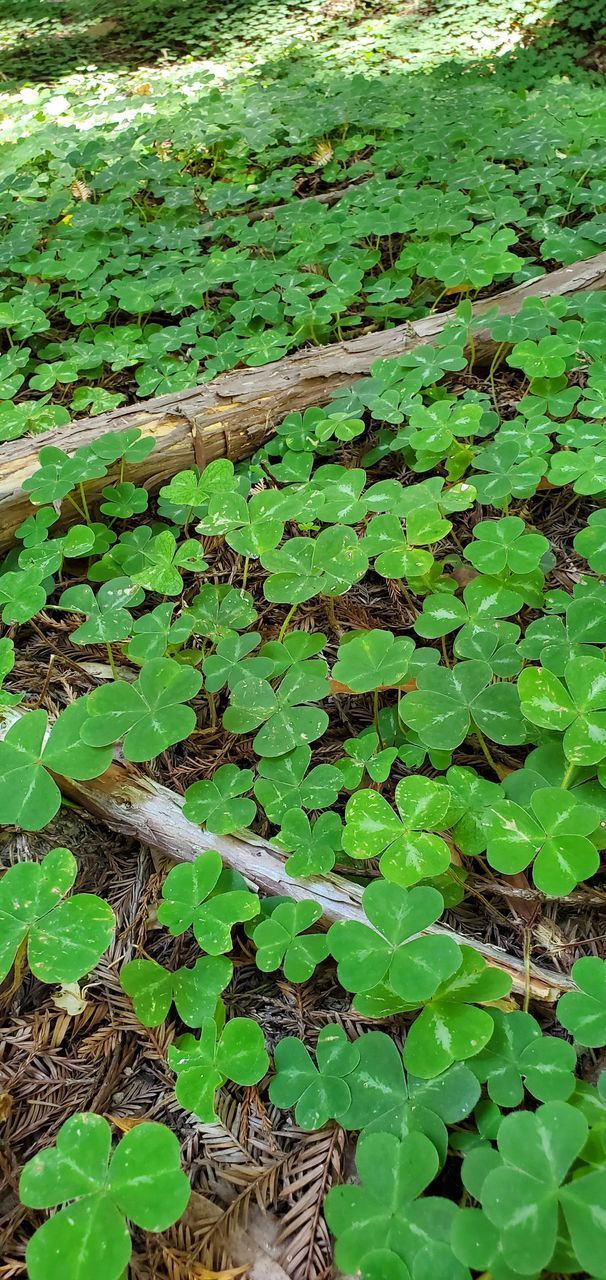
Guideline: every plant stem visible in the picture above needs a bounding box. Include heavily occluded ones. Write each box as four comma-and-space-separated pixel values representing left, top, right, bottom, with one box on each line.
241, 555, 250, 592
373, 689, 384, 747
106, 642, 118, 678
79, 482, 92, 526
473, 722, 501, 779
66, 493, 87, 520
278, 603, 297, 642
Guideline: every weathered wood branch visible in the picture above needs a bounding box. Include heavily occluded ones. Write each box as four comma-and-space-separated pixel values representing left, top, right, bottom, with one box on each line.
48, 752, 572, 1001
1, 250, 606, 551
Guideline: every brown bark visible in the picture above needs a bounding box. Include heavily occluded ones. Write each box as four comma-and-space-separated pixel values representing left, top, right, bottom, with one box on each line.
1, 249, 606, 550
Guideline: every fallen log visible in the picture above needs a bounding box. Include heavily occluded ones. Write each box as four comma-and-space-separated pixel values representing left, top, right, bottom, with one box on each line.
1, 250, 606, 551
18, 735, 569, 1001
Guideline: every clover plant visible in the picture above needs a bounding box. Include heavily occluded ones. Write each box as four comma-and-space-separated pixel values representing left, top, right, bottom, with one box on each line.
19, 1115, 190, 1280
0, 848, 115, 984
8, 209, 606, 1280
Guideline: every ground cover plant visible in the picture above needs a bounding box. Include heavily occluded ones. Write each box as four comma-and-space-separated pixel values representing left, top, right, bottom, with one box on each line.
2, 287, 606, 1277
1, 1, 606, 445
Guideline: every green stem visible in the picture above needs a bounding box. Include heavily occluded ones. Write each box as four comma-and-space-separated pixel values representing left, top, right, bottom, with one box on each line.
241, 555, 250, 593
79, 482, 92, 526
278, 603, 297, 642
473, 722, 501, 780
65, 493, 87, 520
106, 642, 118, 678
373, 689, 384, 747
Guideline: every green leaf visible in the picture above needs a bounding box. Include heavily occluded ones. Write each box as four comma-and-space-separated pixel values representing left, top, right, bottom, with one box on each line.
184, 585, 257, 642
120, 955, 232, 1027
254, 745, 342, 822
324, 1130, 440, 1274
169, 1017, 268, 1120
60, 578, 144, 644
0, 847, 115, 984
0, 705, 112, 831
262, 525, 368, 603
470, 1009, 576, 1105
402, 947, 511, 1078
483, 786, 600, 895
253, 899, 329, 981
401, 660, 525, 752
20, 1114, 189, 1280
328, 880, 460, 1000
82, 659, 202, 761
276, 809, 343, 877
519, 656, 606, 765
158, 852, 259, 954
463, 516, 548, 576
343, 777, 452, 886
0, 566, 48, 623
332, 630, 414, 692
480, 1101, 603, 1276
223, 664, 329, 757
269, 1025, 359, 1128
183, 765, 256, 834
557, 957, 606, 1047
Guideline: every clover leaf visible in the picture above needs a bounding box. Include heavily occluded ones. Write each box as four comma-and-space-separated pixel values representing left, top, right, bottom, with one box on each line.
574, 508, 606, 573
183, 584, 257, 642
558, 957, 606, 1047
60, 578, 144, 644
337, 1030, 479, 1151
202, 630, 274, 692
463, 516, 549, 576
0, 637, 22, 707
480, 1101, 606, 1277
363, 513, 436, 582
0, 847, 115, 984
445, 765, 501, 855
269, 1025, 359, 1128
275, 809, 343, 876
324, 1130, 440, 1276
120, 955, 232, 1027
169, 1017, 269, 1121
401, 660, 525, 751
519, 656, 606, 765
332, 630, 415, 692
20, 1113, 190, 1280
160, 459, 236, 515
414, 577, 523, 644
0, 566, 48, 623
343, 777, 452, 886
262, 525, 368, 603
157, 851, 259, 953
471, 439, 547, 505
197, 489, 288, 557
0, 703, 113, 830
91, 528, 207, 594
483, 786, 600, 895
507, 335, 573, 379
329, 881, 460, 1001
254, 744, 341, 822
81, 658, 202, 761
223, 664, 329, 757
183, 764, 256, 834
127, 602, 192, 664
337, 730, 398, 789
252, 899, 330, 981
470, 1009, 577, 1105
402, 947, 511, 1078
